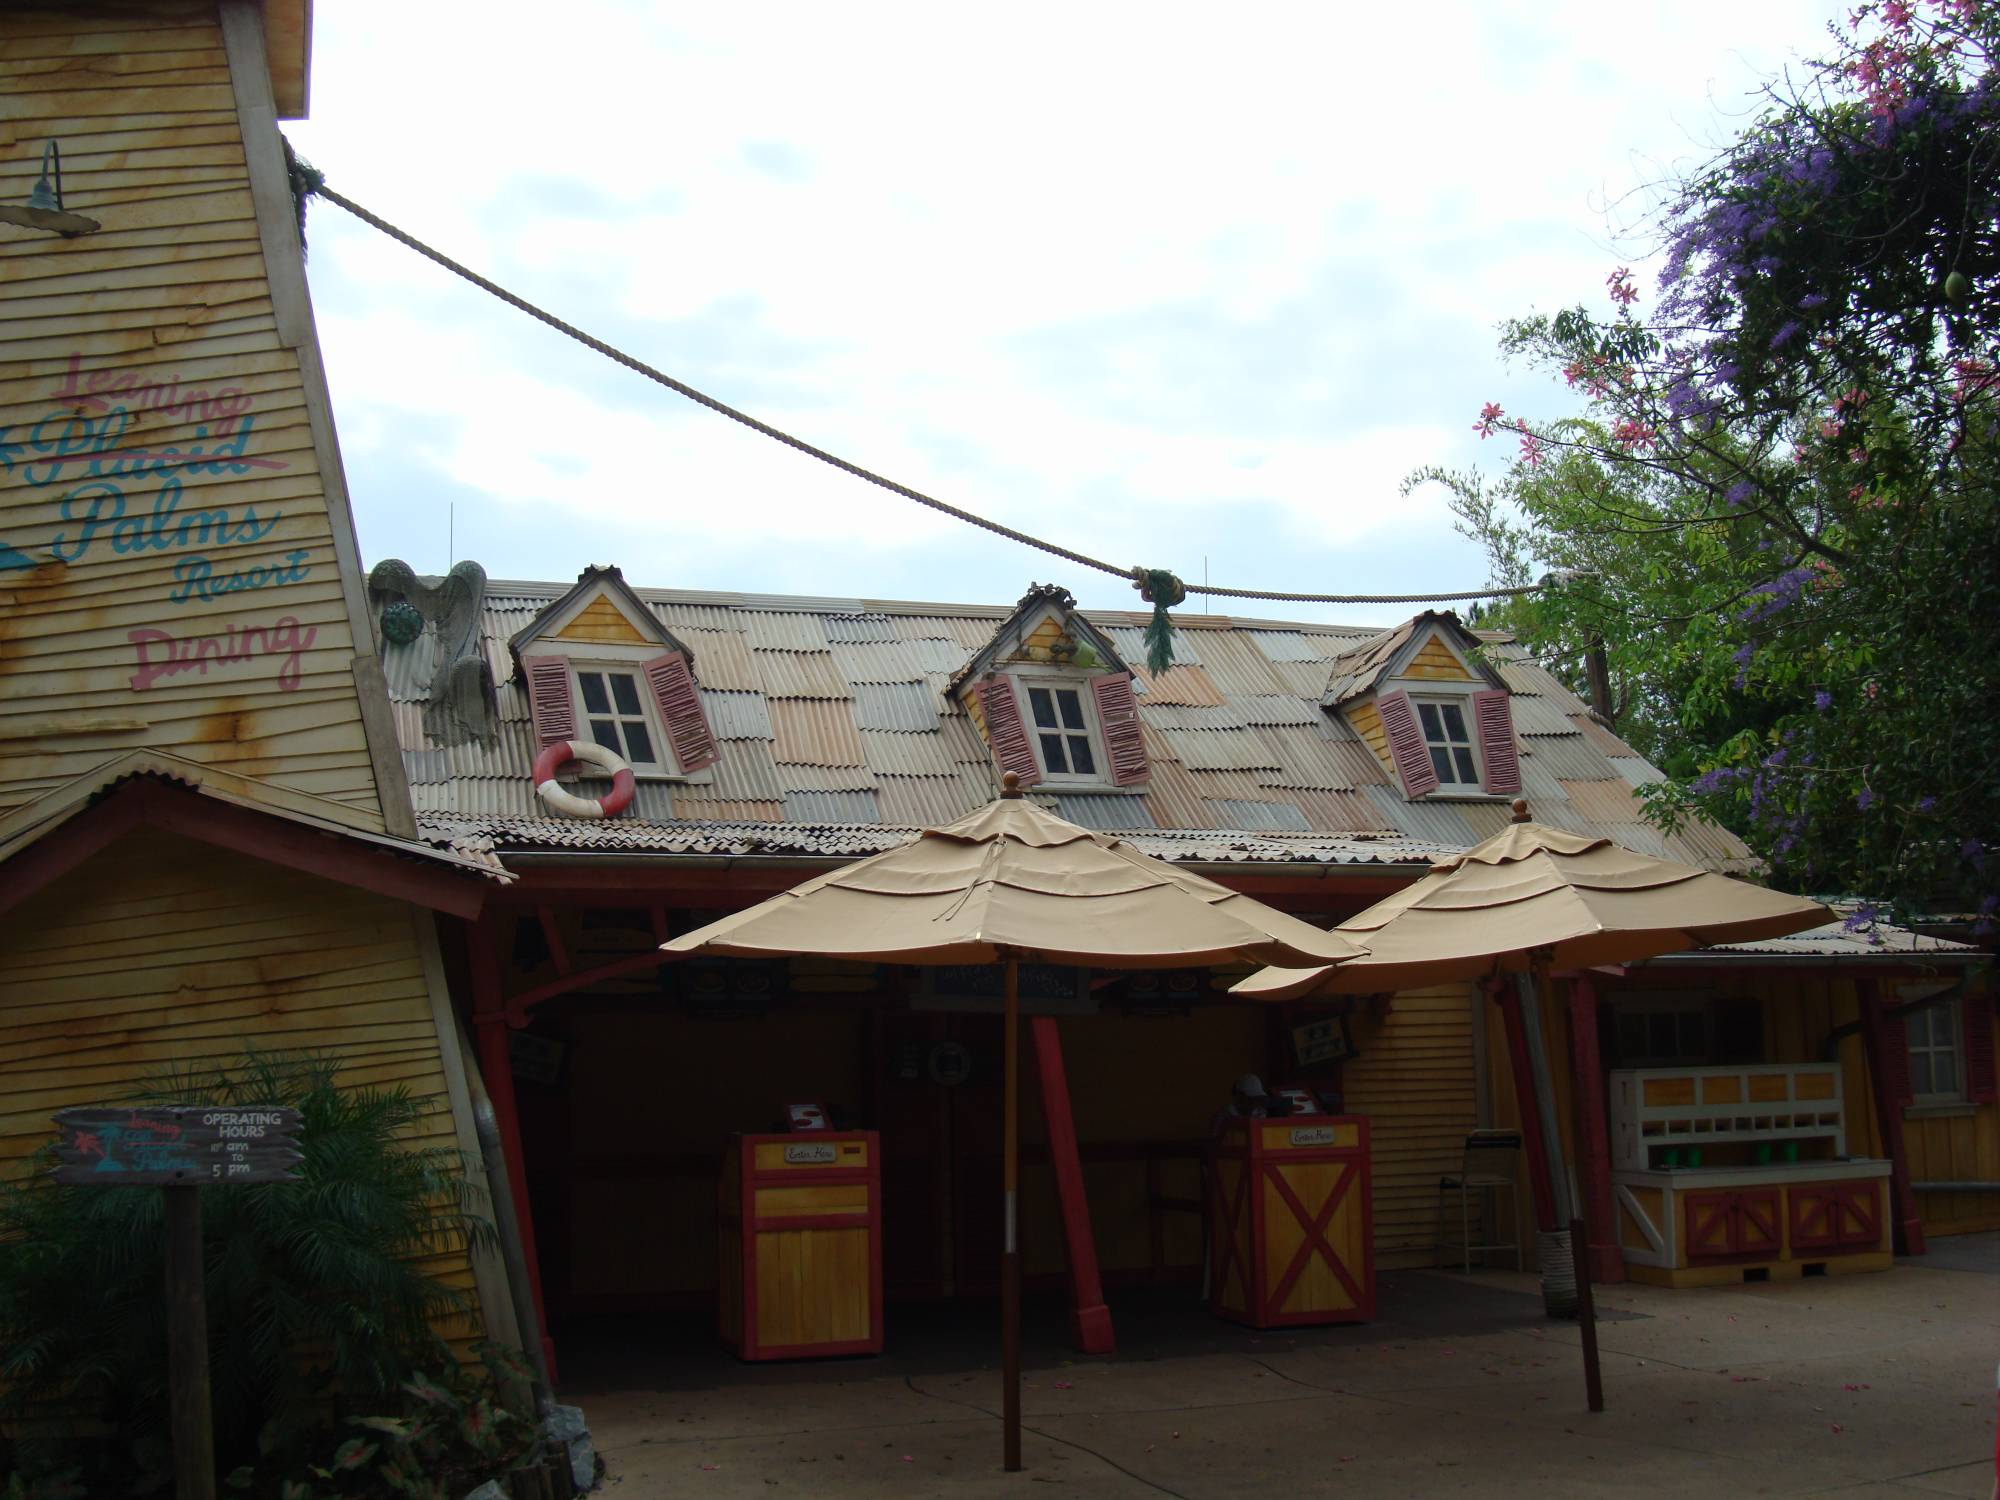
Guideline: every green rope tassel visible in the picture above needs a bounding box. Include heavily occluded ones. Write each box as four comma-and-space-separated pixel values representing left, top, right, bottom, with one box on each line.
1130, 566, 1186, 676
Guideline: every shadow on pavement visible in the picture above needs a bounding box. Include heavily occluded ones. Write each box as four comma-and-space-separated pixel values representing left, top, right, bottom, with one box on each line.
558, 1269, 1643, 1395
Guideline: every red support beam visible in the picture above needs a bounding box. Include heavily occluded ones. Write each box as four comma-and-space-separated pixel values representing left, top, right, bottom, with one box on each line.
1857, 979, 1926, 1257
536, 904, 571, 976
1030, 1016, 1114, 1355
1565, 976, 1624, 1284
1489, 980, 1558, 1233
469, 920, 558, 1378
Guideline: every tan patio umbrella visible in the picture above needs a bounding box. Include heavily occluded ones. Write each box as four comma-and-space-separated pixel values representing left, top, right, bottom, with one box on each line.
663, 774, 1363, 1471
1231, 800, 1828, 1334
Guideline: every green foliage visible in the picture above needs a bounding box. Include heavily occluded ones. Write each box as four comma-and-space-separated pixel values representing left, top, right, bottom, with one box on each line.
0, 1053, 495, 1494
1442, 3, 1999, 925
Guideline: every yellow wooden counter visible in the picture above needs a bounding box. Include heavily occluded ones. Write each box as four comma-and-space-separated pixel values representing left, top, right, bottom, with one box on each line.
1209, 1116, 1374, 1328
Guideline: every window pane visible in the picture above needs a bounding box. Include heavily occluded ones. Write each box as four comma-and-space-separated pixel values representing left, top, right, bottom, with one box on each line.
1039, 733, 1069, 773
1056, 689, 1087, 730
1452, 747, 1478, 783
1909, 1052, 1934, 1096
1417, 702, 1443, 739
1069, 735, 1095, 776
577, 672, 610, 714
1029, 688, 1057, 728
609, 672, 644, 715
623, 720, 656, 764
1678, 1012, 1707, 1056
1429, 747, 1452, 781
588, 718, 620, 750
1934, 1048, 1957, 1095
1649, 1014, 1676, 1057
1440, 702, 1469, 741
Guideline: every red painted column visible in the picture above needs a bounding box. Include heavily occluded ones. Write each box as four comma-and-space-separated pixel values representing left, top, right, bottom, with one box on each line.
1565, 977, 1624, 1284
469, 922, 558, 1377
1489, 980, 1558, 1233
1030, 1016, 1114, 1355
1857, 979, 1926, 1257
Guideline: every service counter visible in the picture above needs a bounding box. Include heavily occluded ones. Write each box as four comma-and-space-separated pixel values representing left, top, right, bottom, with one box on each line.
1609, 1064, 1893, 1287
1208, 1114, 1374, 1328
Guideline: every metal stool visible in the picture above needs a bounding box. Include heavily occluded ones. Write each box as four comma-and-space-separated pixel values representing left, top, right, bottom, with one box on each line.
1435, 1129, 1525, 1272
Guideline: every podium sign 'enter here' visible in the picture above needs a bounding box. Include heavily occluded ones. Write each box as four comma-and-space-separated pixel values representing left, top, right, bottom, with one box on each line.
51, 1106, 304, 1186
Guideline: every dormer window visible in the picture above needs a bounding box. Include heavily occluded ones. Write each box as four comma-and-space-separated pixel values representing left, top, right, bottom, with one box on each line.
1416, 699, 1479, 787
1026, 681, 1099, 780
577, 666, 662, 770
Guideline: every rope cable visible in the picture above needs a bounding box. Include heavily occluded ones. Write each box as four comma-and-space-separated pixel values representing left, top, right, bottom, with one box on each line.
306, 179, 1540, 611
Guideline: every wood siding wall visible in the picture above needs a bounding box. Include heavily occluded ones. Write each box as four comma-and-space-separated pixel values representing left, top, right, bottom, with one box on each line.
0, 826, 479, 1311
1340, 985, 1481, 1268
0, 3, 389, 823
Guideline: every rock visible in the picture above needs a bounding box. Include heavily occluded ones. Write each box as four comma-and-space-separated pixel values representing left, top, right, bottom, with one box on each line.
461, 1482, 508, 1500
543, 1403, 598, 1492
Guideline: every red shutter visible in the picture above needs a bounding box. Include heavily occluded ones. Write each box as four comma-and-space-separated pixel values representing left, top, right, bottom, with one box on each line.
1878, 1010, 1914, 1105
525, 655, 576, 751
1091, 673, 1148, 786
1472, 688, 1522, 795
644, 651, 720, 774
1964, 995, 1997, 1104
1377, 689, 1439, 798
978, 675, 1041, 787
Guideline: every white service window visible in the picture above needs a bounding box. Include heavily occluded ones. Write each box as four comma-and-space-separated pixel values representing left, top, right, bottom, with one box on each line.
1416, 698, 1480, 786
1024, 681, 1099, 780
574, 666, 664, 771
1906, 997, 1962, 1101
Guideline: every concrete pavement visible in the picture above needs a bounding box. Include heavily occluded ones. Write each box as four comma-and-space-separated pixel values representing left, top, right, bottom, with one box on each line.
568, 1239, 1998, 1498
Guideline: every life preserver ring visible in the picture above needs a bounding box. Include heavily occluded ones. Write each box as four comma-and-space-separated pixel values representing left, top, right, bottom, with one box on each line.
532, 739, 635, 820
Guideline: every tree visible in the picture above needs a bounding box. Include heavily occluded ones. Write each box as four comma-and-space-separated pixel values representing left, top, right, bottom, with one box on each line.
1427, 0, 1999, 929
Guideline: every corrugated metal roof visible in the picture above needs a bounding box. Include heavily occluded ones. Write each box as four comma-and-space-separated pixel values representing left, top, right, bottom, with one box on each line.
821, 613, 898, 643
768, 698, 868, 767
852, 681, 941, 733
858, 729, 957, 776
1661, 917, 1985, 962
1572, 713, 1641, 758
1209, 799, 1313, 833
701, 690, 774, 741
744, 611, 831, 652
753, 650, 849, 700
782, 789, 882, 824
682, 629, 759, 691
1055, 794, 1158, 830
1610, 756, 1665, 788
830, 640, 928, 683
388, 574, 1757, 877
1101, 624, 1200, 668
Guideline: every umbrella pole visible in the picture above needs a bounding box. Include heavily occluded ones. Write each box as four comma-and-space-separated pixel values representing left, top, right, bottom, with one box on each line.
1002, 954, 1022, 1472
1514, 965, 1573, 1226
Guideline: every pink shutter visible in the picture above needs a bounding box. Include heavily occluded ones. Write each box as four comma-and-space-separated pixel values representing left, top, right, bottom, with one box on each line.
644, 651, 720, 774
1091, 672, 1149, 786
525, 655, 576, 751
1964, 997, 1997, 1105
1472, 688, 1522, 795
1377, 689, 1439, 798
978, 675, 1041, 787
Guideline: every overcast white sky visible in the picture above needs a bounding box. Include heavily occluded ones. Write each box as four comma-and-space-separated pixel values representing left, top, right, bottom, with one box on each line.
289, 2, 1845, 625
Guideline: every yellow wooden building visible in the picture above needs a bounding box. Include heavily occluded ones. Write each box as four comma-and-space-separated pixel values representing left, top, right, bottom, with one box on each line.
0, 0, 522, 1360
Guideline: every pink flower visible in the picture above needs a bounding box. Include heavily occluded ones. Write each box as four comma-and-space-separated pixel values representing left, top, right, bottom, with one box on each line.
1518, 429, 1545, 469
1611, 419, 1656, 451
1606, 267, 1640, 307
1475, 401, 1506, 438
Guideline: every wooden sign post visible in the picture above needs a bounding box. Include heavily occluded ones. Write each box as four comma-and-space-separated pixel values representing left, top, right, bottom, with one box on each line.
52, 1106, 304, 1500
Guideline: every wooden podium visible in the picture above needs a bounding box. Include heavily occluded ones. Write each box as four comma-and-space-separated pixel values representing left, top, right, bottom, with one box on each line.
1209, 1115, 1374, 1328
718, 1131, 883, 1360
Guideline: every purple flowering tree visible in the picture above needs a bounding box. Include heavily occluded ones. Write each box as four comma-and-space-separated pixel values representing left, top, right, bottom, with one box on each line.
1427, 0, 1997, 929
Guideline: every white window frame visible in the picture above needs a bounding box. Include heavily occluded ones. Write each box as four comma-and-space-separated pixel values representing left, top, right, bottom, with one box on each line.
570, 660, 675, 777
1902, 985, 1963, 1104
1009, 668, 1110, 787
1412, 694, 1483, 790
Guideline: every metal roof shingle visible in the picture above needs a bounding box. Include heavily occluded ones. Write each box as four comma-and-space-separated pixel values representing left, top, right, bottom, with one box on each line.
852, 681, 941, 732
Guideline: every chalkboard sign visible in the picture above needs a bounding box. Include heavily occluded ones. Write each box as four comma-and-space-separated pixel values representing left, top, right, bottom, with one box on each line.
51, 1106, 303, 1186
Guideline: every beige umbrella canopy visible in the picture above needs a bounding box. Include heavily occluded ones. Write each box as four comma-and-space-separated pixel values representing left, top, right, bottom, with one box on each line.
664, 788, 1366, 970
663, 777, 1362, 1472
1232, 812, 1830, 1001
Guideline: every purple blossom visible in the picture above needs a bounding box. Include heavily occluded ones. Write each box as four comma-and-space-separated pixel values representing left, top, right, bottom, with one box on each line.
1962, 839, 1988, 873
1690, 766, 1742, 795
1856, 788, 1876, 811
1917, 796, 1936, 813
1771, 320, 1803, 349
1814, 689, 1832, 711
1738, 567, 1814, 623
1842, 903, 1879, 933
1799, 292, 1829, 309
1725, 479, 1757, 509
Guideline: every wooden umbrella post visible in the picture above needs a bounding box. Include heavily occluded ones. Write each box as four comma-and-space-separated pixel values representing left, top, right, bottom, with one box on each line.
165, 1185, 217, 1500
1002, 954, 1022, 1472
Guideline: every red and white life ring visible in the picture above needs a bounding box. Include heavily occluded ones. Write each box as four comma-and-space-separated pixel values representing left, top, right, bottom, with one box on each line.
532, 739, 635, 820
